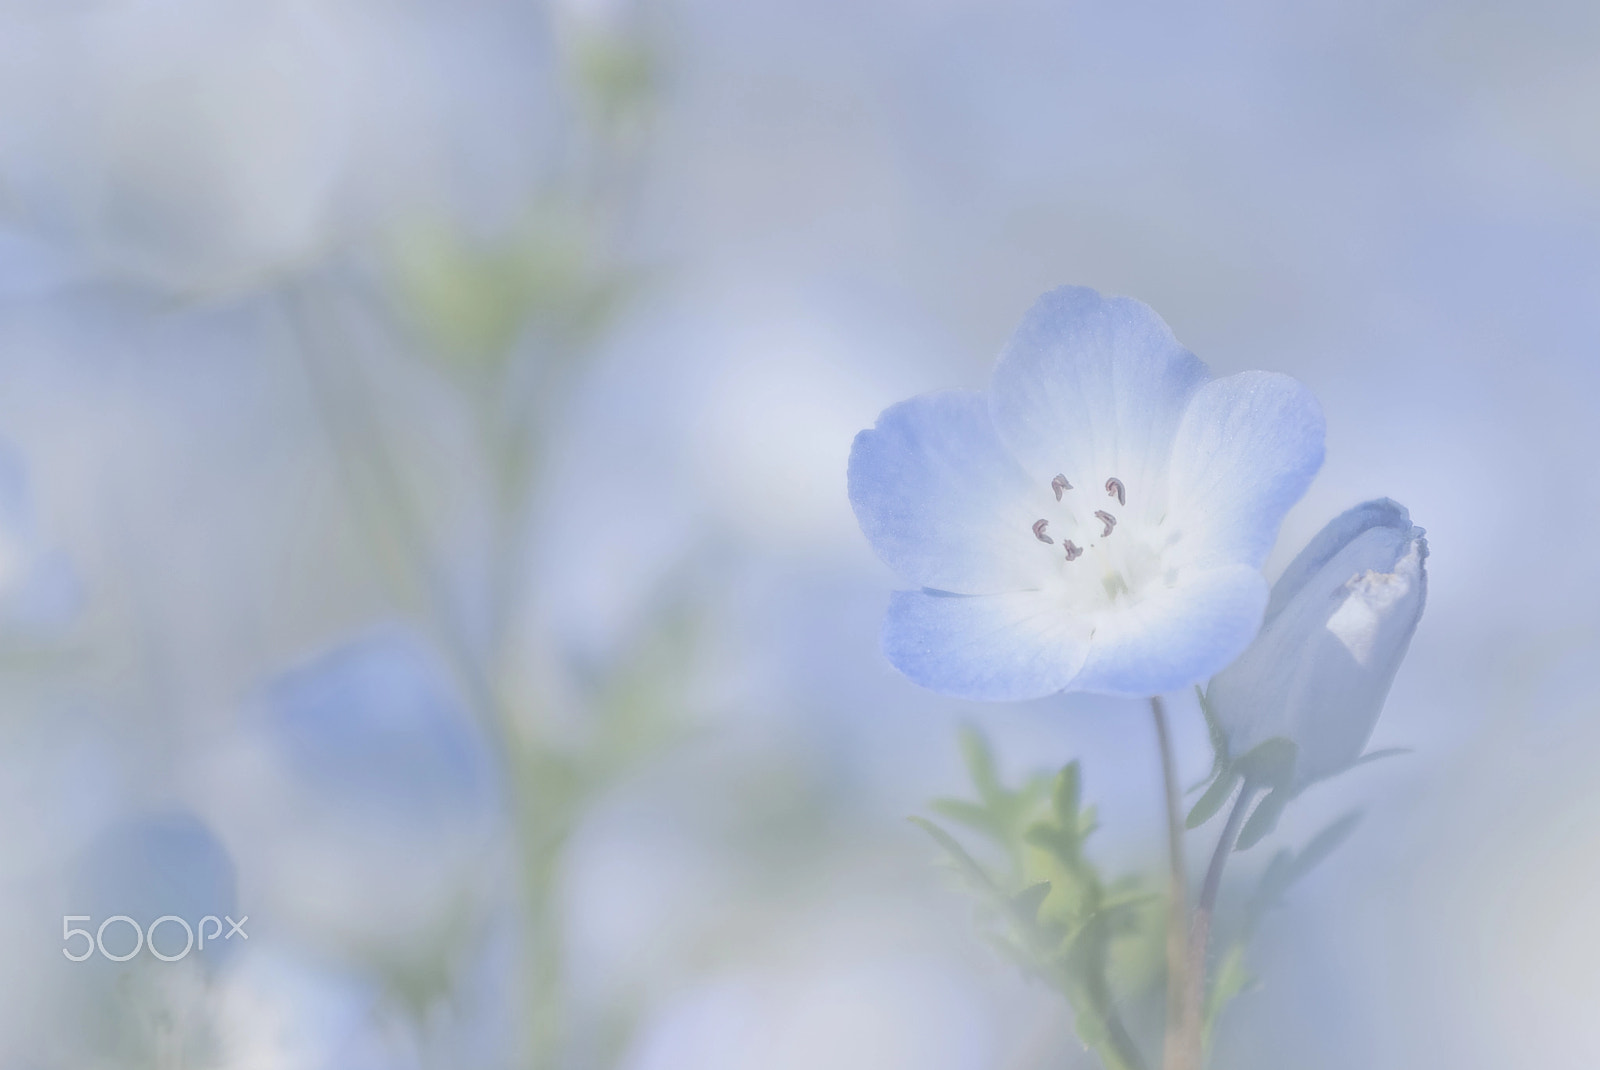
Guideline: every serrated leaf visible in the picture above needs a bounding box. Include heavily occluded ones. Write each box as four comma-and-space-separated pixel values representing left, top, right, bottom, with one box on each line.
1013, 774, 1052, 816
981, 930, 1056, 986
1186, 767, 1240, 829
1012, 881, 1052, 924
1078, 804, 1099, 840
1053, 762, 1083, 825
909, 817, 998, 893
1024, 821, 1079, 862
957, 724, 1003, 807
1235, 789, 1288, 850
929, 797, 999, 839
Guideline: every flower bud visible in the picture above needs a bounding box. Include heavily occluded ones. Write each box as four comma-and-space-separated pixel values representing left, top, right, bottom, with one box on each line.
1206, 499, 1427, 791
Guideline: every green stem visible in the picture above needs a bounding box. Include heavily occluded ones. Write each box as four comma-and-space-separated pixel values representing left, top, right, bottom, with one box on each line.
286, 283, 567, 1067
1183, 784, 1256, 1061
1150, 696, 1198, 1070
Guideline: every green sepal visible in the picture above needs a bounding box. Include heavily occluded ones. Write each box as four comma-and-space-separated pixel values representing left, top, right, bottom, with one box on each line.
1351, 747, 1412, 768
1186, 767, 1240, 829
1197, 684, 1230, 781
1235, 789, 1288, 850
1233, 737, 1298, 790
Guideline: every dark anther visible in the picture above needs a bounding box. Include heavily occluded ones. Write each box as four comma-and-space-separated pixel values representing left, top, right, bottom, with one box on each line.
1051, 474, 1072, 500
1063, 540, 1083, 561
1105, 477, 1125, 506
1032, 519, 1053, 544
1094, 510, 1117, 537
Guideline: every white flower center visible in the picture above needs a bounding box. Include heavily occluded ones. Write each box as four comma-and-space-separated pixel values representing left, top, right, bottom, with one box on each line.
1027, 473, 1172, 612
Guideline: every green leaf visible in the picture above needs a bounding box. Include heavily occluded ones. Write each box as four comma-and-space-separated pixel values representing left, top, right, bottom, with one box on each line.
1023, 820, 1079, 863
1053, 761, 1083, 825
1351, 747, 1412, 768
1012, 881, 1053, 925
908, 817, 998, 893
1186, 767, 1240, 829
1078, 803, 1099, 840
928, 797, 999, 839
981, 930, 1047, 980
957, 724, 1003, 807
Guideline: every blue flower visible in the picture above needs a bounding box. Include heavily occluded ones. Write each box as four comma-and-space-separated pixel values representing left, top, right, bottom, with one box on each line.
70, 810, 240, 966
848, 287, 1325, 700
263, 625, 497, 823
219, 625, 507, 967
1205, 499, 1428, 790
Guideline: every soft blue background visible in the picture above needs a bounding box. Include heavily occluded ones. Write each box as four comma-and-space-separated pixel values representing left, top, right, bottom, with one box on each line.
0, 1, 1593, 1067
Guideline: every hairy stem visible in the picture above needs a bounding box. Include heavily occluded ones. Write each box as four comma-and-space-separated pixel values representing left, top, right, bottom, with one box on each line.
1151, 696, 1198, 1070
1183, 783, 1255, 1063
1197, 785, 1255, 940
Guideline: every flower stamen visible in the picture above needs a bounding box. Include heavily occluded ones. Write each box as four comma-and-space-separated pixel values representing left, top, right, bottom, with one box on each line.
1105, 477, 1125, 505
1095, 510, 1118, 537
1063, 540, 1083, 561
1052, 474, 1072, 500
1032, 519, 1054, 544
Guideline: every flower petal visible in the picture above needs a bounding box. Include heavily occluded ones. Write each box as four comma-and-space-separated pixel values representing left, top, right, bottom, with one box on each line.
849, 391, 1047, 595
1069, 564, 1269, 696
882, 588, 1092, 701
1163, 371, 1325, 570
988, 287, 1210, 506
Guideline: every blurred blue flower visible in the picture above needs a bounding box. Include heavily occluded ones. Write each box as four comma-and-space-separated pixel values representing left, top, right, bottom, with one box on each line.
0, 439, 80, 633
209, 625, 507, 968
1206, 499, 1428, 790
848, 286, 1325, 699
70, 810, 239, 966
264, 626, 497, 824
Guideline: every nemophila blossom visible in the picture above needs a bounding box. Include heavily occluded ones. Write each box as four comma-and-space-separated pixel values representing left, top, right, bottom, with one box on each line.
848, 287, 1325, 700
203, 626, 504, 969
1206, 499, 1428, 791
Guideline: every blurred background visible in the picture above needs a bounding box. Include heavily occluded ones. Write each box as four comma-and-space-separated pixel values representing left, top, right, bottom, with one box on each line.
0, 0, 1594, 1067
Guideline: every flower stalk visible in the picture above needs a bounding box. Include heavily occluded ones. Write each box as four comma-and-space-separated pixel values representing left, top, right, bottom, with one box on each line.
1182, 783, 1256, 1064
1151, 696, 1201, 1070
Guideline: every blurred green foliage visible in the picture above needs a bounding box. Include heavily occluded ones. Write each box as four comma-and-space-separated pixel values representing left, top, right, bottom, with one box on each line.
915, 727, 1162, 1070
